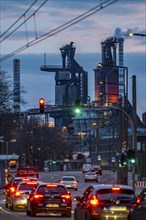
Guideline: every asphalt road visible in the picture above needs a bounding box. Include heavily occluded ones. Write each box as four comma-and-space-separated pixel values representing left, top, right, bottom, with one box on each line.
0, 170, 120, 220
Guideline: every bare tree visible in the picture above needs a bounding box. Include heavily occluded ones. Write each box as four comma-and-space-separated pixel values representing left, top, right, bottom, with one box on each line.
0, 69, 13, 113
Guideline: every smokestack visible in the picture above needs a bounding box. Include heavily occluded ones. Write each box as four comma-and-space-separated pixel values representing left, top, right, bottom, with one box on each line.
13, 59, 20, 113
118, 37, 124, 66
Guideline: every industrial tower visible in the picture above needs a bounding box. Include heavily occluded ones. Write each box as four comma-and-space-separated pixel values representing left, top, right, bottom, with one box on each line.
41, 42, 88, 106
94, 37, 127, 107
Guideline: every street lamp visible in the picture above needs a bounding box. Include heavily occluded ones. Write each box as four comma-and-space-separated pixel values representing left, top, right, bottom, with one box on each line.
97, 105, 136, 191
129, 33, 146, 37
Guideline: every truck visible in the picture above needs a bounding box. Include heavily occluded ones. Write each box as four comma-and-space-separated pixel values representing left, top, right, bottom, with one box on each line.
16, 167, 39, 179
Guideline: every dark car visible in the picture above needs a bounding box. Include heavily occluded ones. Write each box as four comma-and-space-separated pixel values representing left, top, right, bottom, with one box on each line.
129, 187, 146, 220
5, 177, 38, 208
74, 184, 136, 220
26, 182, 72, 217
90, 165, 102, 175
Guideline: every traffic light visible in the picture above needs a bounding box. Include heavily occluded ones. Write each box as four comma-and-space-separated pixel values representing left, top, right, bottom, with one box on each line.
74, 99, 81, 114
127, 149, 136, 164
120, 153, 127, 167
39, 98, 45, 113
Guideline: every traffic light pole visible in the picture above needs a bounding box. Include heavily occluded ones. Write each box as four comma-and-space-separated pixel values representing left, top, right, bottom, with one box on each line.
108, 106, 136, 191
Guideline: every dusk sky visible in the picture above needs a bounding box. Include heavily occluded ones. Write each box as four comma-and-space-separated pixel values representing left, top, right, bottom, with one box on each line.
0, 0, 146, 119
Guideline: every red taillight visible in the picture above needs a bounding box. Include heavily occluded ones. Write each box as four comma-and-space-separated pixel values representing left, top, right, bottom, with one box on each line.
10, 187, 15, 193
22, 178, 30, 181
14, 191, 23, 198
33, 194, 44, 199
46, 184, 57, 188
112, 187, 120, 191
136, 197, 141, 204
89, 196, 99, 206
26, 182, 37, 185
61, 194, 71, 200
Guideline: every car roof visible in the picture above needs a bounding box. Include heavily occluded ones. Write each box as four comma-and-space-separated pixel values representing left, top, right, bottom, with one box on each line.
37, 182, 66, 187
91, 184, 134, 191
92, 165, 100, 167
62, 176, 76, 178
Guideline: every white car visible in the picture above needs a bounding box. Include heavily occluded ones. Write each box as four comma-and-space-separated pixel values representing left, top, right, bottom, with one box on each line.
84, 171, 98, 182
60, 176, 78, 191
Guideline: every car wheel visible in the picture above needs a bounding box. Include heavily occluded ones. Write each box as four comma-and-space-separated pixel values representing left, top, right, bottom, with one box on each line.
75, 188, 78, 191
66, 210, 72, 217
30, 208, 36, 217
26, 209, 30, 216
10, 204, 17, 211
74, 210, 78, 220
85, 211, 92, 220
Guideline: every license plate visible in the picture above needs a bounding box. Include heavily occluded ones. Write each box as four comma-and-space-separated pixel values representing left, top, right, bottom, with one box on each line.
46, 204, 59, 208
109, 206, 127, 211
66, 185, 71, 187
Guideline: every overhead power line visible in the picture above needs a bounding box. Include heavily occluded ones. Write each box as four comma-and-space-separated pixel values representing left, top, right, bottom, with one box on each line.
0, 0, 38, 39
0, 0, 48, 43
0, 0, 119, 62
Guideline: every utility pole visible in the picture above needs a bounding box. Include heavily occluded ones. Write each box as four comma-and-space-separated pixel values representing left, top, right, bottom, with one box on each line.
132, 75, 137, 190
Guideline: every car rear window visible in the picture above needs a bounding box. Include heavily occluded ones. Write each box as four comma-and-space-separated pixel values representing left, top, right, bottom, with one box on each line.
18, 183, 37, 190
96, 188, 135, 200
62, 177, 75, 181
37, 185, 67, 194
86, 172, 96, 175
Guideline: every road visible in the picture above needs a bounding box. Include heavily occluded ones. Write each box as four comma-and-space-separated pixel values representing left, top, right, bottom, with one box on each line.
0, 170, 117, 220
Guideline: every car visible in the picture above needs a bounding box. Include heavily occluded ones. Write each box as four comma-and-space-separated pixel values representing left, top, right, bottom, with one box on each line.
9, 181, 39, 211
5, 176, 39, 208
84, 171, 98, 182
26, 182, 72, 217
60, 176, 78, 191
129, 187, 146, 220
74, 184, 136, 220
90, 165, 102, 175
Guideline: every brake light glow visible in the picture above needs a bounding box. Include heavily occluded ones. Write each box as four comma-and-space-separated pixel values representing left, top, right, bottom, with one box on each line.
112, 187, 120, 191
46, 184, 57, 187
89, 196, 99, 206
10, 187, 15, 193
61, 194, 71, 199
15, 191, 23, 198
22, 178, 30, 181
33, 194, 44, 199
136, 197, 141, 204
26, 182, 37, 185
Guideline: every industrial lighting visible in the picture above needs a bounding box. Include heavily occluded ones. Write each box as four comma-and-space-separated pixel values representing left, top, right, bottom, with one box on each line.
129, 33, 146, 37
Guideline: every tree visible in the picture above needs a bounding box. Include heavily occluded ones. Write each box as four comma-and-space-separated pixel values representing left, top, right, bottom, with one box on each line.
0, 70, 13, 113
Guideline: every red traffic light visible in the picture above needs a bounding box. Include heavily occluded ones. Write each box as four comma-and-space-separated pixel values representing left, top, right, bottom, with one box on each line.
39, 98, 45, 113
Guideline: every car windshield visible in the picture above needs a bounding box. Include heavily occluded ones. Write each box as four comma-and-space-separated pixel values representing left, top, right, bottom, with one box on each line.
62, 177, 75, 181
96, 188, 135, 200
37, 185, 67, 194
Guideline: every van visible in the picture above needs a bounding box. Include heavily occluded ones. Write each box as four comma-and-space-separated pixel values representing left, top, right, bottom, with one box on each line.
82, 163, 91, 173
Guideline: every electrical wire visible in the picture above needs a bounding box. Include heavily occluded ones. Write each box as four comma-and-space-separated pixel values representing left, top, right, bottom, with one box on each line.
0, 0, 38, 39
0, 0, 48, 43
0, 0, 119, 62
